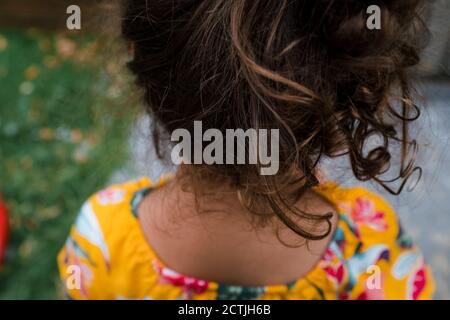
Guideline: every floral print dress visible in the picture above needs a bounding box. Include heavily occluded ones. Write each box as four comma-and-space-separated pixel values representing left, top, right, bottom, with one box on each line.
57, 176, 434, 300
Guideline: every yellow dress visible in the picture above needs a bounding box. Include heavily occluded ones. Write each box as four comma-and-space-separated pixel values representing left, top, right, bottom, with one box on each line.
57, 176, 434, 300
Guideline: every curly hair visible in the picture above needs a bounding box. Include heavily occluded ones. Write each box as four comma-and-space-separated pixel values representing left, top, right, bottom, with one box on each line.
121, 0, 429, 241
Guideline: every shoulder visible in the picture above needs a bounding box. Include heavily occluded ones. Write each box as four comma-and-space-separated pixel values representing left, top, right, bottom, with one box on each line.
314, 183, 434, 299
83, 177, 152, 221
57, 177, 156, 299
316, 183, 400, 245
73, 177, 152, 246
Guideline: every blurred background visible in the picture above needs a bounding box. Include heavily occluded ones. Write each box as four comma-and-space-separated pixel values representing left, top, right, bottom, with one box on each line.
0, 0, 449, 299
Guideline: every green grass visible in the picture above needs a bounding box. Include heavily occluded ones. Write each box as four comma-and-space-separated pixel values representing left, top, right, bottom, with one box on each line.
0, 29, 134, 299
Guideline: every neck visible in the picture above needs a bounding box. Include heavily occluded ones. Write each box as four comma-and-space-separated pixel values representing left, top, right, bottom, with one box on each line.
137, 169, 337, 286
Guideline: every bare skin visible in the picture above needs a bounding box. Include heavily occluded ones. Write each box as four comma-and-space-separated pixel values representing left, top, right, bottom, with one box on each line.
137, 170, 338, 286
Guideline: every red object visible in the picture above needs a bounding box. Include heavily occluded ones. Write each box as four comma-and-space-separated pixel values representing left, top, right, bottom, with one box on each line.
0, 195, 8, 265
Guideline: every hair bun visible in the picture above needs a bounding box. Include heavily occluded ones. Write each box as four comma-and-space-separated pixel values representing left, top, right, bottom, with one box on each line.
121, 0, 429, 240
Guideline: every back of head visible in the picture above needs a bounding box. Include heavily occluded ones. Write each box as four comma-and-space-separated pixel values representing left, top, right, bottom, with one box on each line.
121, 0, 429, 240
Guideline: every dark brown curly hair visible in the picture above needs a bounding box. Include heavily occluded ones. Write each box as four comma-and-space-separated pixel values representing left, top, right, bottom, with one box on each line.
121, 0, 430, 241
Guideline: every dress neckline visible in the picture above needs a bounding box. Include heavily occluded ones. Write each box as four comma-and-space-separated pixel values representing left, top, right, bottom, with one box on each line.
129, 176, 344, 293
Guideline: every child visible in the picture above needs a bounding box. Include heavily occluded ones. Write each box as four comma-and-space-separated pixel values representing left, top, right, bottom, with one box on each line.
58, 0, 434, 299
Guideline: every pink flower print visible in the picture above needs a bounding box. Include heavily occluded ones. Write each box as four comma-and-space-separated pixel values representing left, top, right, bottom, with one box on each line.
339, 292, 349, 300
96, 188, 125, 205
322, 248, 334, 262
351, 198, 388, 232
320, 248, 345, 285
153, 260, 209, 295
323, 264, 345, 284
408, 265, 427, 300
